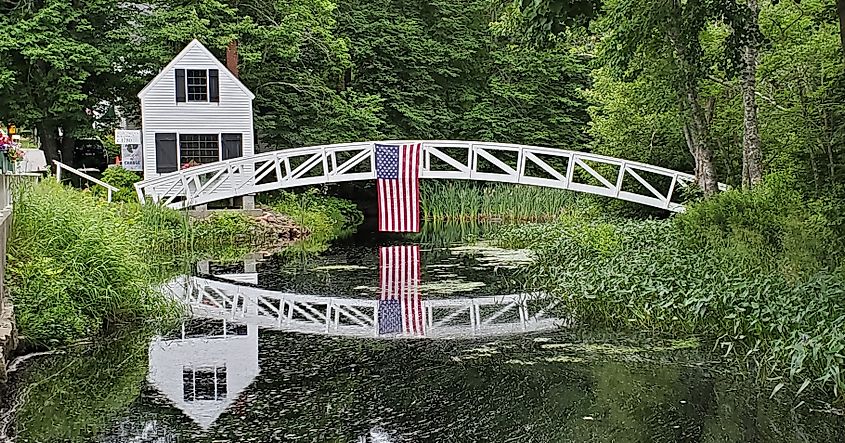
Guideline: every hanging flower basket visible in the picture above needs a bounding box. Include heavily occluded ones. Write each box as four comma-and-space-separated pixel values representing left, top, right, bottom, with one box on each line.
0, 133, 23, 173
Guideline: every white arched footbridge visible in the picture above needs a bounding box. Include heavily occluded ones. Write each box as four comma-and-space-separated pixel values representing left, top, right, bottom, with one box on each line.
135, 140, 709, 212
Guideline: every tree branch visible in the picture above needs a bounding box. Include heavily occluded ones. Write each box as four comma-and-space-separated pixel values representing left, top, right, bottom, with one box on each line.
707, 74, 789, 112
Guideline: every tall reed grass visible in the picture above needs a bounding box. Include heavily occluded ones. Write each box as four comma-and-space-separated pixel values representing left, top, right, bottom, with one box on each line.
420, 180, 587, 222
8, 181, 181, 345
7, 181, 362, 345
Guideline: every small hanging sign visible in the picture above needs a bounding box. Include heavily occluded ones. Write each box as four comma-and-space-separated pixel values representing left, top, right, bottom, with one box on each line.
115, 129, 141, 145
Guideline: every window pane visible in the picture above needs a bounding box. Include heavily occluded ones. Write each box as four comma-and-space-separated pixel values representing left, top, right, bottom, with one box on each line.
186, 69, 208, 102
194, 367, 217, 400
216, 366, 227, 399
182, 368, 194, 401
179, 134, 219, 166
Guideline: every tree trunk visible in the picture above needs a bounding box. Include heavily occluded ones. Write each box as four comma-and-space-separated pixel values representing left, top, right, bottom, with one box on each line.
741, 0, 764, 188
669, 23, 720, 196
36, 121, 59, 164
685, 88, 720, 196
60, 129, 75, 167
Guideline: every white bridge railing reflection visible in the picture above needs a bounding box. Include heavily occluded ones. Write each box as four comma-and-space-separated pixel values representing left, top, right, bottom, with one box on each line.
165, 276, 565, 339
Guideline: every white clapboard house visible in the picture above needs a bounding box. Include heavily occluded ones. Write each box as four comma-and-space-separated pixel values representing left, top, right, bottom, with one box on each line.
138, 39, 254, 208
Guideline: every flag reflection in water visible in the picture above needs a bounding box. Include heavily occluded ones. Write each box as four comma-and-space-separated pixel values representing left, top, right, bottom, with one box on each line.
378, 245, 424, 336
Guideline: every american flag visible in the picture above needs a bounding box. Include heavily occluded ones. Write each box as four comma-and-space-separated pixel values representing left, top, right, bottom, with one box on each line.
378, 245, 424, 336
375, 143, 421, 232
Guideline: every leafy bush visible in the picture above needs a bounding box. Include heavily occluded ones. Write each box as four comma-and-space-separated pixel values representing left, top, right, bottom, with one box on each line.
676, 175, 843, 276
94, 166, 142, 203
8, 181, 179, 345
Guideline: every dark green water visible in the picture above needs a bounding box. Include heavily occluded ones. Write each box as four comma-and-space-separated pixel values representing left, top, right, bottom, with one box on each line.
5, 226, 845, 442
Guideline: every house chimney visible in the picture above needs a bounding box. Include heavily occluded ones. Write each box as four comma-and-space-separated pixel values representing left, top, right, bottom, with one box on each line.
226, 40, 239, 78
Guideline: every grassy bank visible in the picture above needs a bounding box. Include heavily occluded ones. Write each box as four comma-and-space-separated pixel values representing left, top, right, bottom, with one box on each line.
8, 181, 363, 345
494, 178, 845, 401
260, 189, 363, 252
8, 182, 273, 345
420, 180, 588, 222
8, 181, 181, 345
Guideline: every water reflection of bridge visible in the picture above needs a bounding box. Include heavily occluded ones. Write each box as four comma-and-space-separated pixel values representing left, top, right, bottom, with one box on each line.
132, 267, 564, 435
165, 275, 563, 339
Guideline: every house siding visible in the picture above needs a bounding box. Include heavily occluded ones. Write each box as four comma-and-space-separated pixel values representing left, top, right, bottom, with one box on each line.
140, 44, 255, 184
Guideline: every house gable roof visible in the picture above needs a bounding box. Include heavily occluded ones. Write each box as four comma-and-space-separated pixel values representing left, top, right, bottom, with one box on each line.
137, 39, 255, 100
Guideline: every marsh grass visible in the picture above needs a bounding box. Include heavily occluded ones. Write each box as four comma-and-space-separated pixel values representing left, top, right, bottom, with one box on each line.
494, 180, 845, 402
8, 181, 181, 345
7, 181, 284, 345
420, 180, 589, 222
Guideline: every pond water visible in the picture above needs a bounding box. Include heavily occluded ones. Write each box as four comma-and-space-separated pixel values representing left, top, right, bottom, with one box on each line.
5, 225, 845, 442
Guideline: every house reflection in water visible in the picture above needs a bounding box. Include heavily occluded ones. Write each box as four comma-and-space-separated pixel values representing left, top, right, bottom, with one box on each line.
147, 319, 259, 430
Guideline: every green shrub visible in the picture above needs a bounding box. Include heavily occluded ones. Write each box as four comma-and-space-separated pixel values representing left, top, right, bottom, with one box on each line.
8, 181, 179, 345
94, 166, 142, 203
676, 175, 843, 276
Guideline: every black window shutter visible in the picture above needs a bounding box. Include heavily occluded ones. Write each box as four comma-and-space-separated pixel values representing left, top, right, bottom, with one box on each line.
155, 133, 178, 173
175, 69, 186, 102
209, 69, 219, 102
221, 133, 243, 160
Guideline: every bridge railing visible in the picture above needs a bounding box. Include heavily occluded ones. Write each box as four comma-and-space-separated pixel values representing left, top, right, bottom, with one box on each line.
54, 161, 119, 202
135, 140, 717, 212
0, 173, 40, 317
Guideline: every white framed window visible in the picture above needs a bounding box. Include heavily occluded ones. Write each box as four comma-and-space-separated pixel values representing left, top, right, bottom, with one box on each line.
179, 134, 220, 165
183, 365, 227, 401
186, 69, 208, 102
175, 68, 219, 103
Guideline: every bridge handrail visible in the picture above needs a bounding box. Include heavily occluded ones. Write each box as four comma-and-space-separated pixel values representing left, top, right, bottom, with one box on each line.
136, 141, 698, 187
54, 161, 119, 202
186, 275, 546, 306
169, 275, 563, 339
